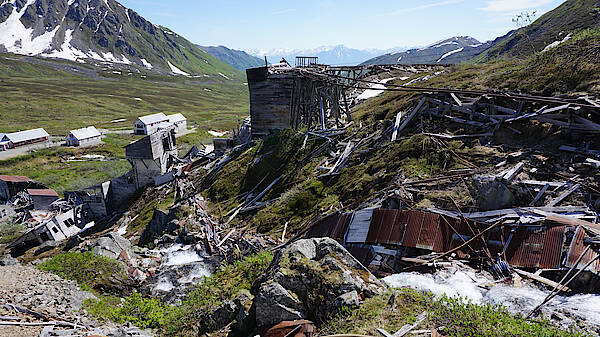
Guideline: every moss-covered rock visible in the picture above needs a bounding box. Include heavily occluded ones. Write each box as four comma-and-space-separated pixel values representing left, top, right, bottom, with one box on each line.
252, 238, 385, 328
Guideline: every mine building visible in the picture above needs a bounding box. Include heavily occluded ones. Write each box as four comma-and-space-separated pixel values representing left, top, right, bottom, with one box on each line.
126, 125, 179, 189
167, 113, 187, 133
66, 126, 102, 147
134, 113, 170, 135
0, 175, 47, 202
27, 188, 59, 210
0, 128, 50, 150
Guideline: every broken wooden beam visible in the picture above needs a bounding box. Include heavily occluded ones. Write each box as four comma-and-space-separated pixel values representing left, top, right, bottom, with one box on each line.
394, 97, 427, 139
529, 183, 549, 207
513, 268, 572, 292
499, 162, 524, 183
393, 311, 428, 337
545, 184, 581, 207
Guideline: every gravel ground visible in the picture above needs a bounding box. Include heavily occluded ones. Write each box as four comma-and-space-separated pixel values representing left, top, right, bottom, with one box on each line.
0, 265, 153, 337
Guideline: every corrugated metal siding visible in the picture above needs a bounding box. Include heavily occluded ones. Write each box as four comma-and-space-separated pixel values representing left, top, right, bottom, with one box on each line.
332, 213, 352, 243
389, 210, 408, 245
566, 226, 600, 273
366, 209, 386, 244
308, 213, 340, 238
346, 208, 375, 243
416, 212, 440, 250
506, 226, 564, 269
539, 226, 566, 269
433, 216, 454, 253
377, 210, 398, 244
403, 211, 425, 248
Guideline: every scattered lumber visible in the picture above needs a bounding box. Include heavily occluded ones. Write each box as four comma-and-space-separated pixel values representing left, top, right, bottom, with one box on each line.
513, 269, 572, 292
393, 312, 428, 337
529, 183, 549, 206
545, 184, 581, 207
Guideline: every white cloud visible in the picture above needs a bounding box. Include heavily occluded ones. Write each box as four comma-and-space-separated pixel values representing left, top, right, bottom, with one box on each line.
480, 0, 553, 12
386, 0, 465, 16
272, 8, 296, 15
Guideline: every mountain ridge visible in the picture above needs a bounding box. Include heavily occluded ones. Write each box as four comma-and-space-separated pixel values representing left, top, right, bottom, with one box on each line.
0, 0, 241, 77
361, 36, 489, 65
246, 44, 411, 66
198, 45, 264, 70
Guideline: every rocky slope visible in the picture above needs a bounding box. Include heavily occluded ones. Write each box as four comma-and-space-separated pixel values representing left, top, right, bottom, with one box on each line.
0, 0, 240, 76
198, 45, 264, 71
362, 36, 489, 65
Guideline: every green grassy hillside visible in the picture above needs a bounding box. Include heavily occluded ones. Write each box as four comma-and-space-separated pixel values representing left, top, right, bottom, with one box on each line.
0, 54, 248, 134
476, 0, 600, 61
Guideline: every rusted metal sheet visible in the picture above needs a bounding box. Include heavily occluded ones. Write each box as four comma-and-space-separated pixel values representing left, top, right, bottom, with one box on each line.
416, 212, 440, 250
332, 213, 352, 243
389, 210, 408, 245
265, 320, 316, 337
366, 209, 397, 244
566, 226, 600, 273
377, 210, 398, 244
506, 226, 564, 269
307, 213, 340, 239
539, 226, 566, 269
402, 211, 425, 248
366, 209, 386, 244
346, 208, 375, 243
433, 216, 455, 253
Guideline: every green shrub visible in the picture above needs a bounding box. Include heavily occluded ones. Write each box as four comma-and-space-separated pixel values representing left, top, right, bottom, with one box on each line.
321, 289, 583, 337
85, 292, 169, 329
84, 251, 273, 336
37, 252, 126, 290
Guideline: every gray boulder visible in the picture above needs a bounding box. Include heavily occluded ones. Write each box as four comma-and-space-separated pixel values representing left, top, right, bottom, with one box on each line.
470, 176, 515, 211
252, 238, 385, 328
91, 233, 132, 260
0, 255, 19, 266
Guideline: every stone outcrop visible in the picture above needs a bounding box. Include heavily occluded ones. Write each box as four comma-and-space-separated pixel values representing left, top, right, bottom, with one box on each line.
252, 237, 385, 328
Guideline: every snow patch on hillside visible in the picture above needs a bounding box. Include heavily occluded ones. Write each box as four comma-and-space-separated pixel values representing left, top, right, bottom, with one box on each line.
543, 34, 572, 52
42, 29, 86, 61
0, 0, 59, 55
437, 48, 464, 63
141, 58, 153, 69
167, 61, 190, 76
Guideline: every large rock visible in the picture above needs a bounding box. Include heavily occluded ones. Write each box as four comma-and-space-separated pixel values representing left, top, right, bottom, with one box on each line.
252, 238, 385, 328
470, 176, 515, 211
91, 233, 132, 260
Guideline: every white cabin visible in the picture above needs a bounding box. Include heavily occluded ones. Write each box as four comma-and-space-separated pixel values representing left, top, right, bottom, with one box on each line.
167, 113, 187, 133
134, 113, 170, 135
66, 126, 102, 147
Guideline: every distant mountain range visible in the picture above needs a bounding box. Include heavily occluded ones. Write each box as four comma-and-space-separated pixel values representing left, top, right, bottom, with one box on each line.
0, 0, 240, 77
198, 45, 264, 70
245, 45, 411, 66
361, 36, 490, 65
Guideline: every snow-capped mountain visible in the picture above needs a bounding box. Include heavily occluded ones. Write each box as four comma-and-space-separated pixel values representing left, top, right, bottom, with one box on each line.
0, 0, 239, 76
246, 45, 410, 66
362, 36, 490, 65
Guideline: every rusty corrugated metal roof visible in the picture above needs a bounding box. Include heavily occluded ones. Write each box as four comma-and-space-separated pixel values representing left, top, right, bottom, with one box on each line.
505, 226, 565, 269
539, 226, 566, 269
403, 211, 424, 248
0, 175, 32, 183
388, 210, 408, 245
566, 226, 600, 273
416, 212, 440, 250
27, 189, 58, 197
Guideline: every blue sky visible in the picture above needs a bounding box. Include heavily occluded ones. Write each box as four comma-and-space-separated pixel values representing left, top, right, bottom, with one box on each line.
118, 0, 566, 50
